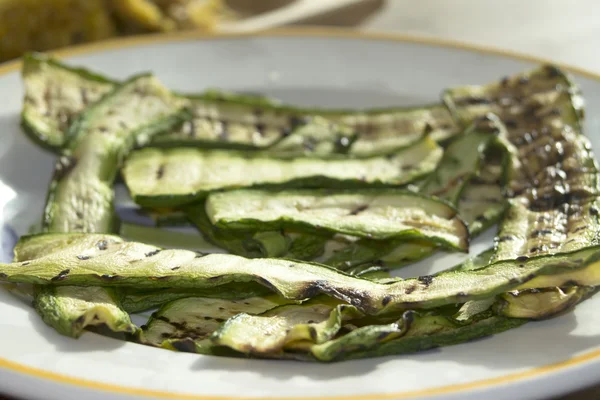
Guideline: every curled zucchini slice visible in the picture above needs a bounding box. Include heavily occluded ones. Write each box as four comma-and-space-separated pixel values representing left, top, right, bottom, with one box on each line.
123, 137, 443, 208
206, 189, 469, 252
5, 233, 600, 315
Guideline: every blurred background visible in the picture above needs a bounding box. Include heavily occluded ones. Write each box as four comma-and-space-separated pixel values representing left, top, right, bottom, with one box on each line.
2, 0, 599, 71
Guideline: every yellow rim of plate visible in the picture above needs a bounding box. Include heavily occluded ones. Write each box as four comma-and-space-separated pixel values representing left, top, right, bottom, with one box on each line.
1, 26, 599, 400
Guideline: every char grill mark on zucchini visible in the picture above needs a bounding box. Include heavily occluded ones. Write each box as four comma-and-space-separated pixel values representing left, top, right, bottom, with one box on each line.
5, 233, 600, 315
205, 189, 469, 252
323, 104, 460, 157
494, 198, 600, 261
43, 74, 189, 233
123, 137, 443, 208
21, 53, 118, 151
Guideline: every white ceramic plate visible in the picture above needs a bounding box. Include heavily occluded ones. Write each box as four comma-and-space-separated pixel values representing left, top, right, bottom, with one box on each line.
0, 29, 599, 400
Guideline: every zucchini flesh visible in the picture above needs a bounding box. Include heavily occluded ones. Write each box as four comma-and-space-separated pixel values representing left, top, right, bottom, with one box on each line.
212, 302, 363, 354
499, 286, 596, 320
185, 203, 299, 259
155, 99, 310, 150
206, 189, 468, 252
44, 74, 189, 233
21, 53, 117, 151
123, 137, 443, 208
119, 223, 207, 252
139, 295, 288, 350
32, 286, 136, 338
6, 233, 600, 314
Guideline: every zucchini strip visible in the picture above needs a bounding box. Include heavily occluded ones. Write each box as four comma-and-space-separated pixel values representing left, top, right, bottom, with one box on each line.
21, 53, 118, 151
5, 233, 600, 314
123, 137, 443, 208
206, 189, 469, 252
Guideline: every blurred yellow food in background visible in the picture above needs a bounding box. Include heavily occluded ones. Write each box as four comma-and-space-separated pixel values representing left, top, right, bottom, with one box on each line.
0, 0, 228, 62
113, 0, 224, 32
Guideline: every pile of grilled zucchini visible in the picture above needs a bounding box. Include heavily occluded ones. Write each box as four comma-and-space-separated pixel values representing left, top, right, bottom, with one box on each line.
3, 52, 598, 362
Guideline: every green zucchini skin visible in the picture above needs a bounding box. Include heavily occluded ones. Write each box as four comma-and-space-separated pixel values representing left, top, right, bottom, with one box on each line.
205, 189, 469, 252
6, 233, 600, 314
123, 137, 443, 208
43, 74, 190, 233
21, 52, 118, 152
32, 286, 136, 338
